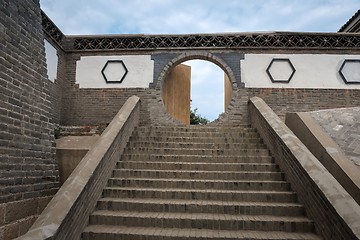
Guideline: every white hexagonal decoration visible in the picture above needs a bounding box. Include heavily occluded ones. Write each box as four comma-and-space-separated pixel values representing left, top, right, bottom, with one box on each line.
339, 60, 360, 84
266, 58, 296, 83
101, 60, 128, 83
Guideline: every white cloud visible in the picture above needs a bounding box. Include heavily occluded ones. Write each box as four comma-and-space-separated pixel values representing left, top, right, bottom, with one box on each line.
40, 0, 359, 121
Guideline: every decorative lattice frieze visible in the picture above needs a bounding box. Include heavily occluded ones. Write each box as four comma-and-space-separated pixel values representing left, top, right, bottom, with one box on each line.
72, 33, 360, 51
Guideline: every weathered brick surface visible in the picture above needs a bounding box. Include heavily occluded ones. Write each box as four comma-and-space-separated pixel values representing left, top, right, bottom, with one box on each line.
0, 0, 60, 238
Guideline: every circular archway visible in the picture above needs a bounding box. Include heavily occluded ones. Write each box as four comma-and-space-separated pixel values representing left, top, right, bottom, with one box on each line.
185, 60, 226, 122
157, 52, 237, 125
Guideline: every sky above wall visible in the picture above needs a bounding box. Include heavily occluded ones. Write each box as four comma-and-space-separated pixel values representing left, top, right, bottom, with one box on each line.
40, 0, 359, 121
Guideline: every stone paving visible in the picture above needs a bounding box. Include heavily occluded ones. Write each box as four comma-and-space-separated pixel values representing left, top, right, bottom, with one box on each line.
310, 107, 360, 168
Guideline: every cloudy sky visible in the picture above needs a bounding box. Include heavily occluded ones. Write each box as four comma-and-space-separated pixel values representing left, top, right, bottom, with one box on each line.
40, 0, 359, 121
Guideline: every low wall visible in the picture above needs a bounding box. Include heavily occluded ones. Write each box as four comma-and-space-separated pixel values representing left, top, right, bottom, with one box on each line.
56, 136, 100, 185
249, 97, 360, 239
15, 95, 141, 240
286, 112, 360, 204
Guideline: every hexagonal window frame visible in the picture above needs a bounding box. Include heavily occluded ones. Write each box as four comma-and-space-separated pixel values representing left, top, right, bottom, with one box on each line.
266, 58, 296, 83
101, 60, 128, 84
339, 59, 360, 85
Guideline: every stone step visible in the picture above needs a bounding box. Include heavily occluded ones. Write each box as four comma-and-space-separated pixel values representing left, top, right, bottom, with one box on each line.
134, 126, 254, 133
103, 187, 297, 203
126, 141, 265, 149
123, 147, 270, 156
97, 198, 305, 216
82, 225, 321, 240
129, 136, 262, 143
131, 131, 260, 138
88, 210, 315, 232
120, 154, 274, 163
117, 161, 279, 172
112, 169, 284, 181
107, 178, 290, 191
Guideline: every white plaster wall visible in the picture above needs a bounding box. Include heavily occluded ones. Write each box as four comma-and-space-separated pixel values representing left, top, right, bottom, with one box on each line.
241, 54, 360, 89
44, 39, 58, 82
76, 55, 154, 88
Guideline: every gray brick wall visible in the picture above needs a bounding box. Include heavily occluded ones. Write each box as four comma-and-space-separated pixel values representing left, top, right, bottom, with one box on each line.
0, 0, 59, 238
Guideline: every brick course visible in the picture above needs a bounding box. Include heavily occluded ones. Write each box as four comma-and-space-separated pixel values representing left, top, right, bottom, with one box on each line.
59, 85, 360, 127
246, 88, 360, 120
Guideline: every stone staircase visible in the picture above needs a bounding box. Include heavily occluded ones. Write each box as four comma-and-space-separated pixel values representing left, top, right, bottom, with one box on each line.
82, 125, 321, 240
